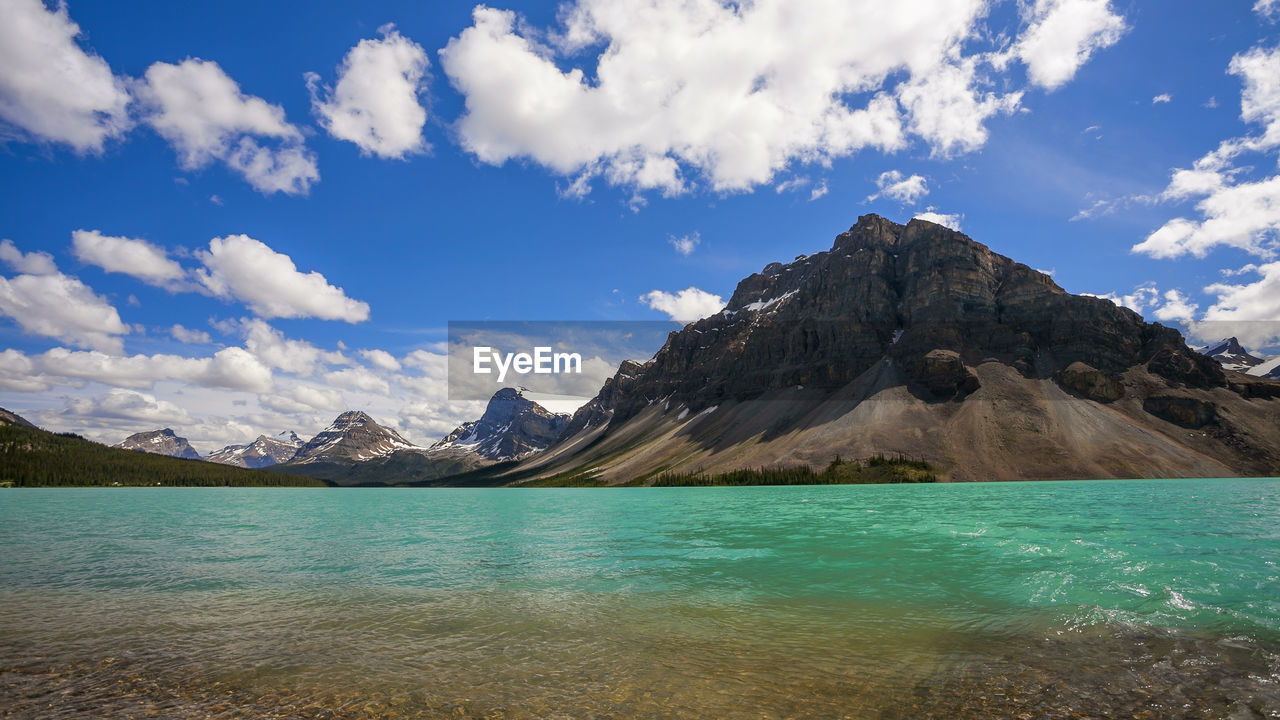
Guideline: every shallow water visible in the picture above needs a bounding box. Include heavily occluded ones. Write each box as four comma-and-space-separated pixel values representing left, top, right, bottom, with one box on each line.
1, 480, 1278, 718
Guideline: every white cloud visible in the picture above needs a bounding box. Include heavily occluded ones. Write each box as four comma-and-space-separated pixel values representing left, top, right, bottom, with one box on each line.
71, 229, 191, 290
0, 269, 128, 352
0, 348, 53, 391
0, 0, 131, 152
1257, 0, 1279, 19
170, 324, 212, 344
1014, 0, 1126, 90
913, 210, 963, 231
668, 232, 700, 257
323, 366, 391, 395
307, 25, 430, 159
1135, 45, 1280, 259
640, 286, 725, 324
1152, 289, 1198, 324
809, 180, 829, 201
134, 58, 318, 195
240, 318, 347, 375
260, 384, 347, 414
196, 235, 370, 322
1152, 93, 1172, 104
440, 1, 1040, 197
1082, 284, 1159, 314
1198, 261, 1280, 348
13, 346, 274, 394
868, 170, 929, 203
0, 238, 57, 275
897, 58, 1021, 157
358, 348, 402, 371
64, 389, 192, 426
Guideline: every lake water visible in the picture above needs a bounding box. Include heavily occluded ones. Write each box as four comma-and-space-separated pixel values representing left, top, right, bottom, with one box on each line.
2, 480, 1278, 719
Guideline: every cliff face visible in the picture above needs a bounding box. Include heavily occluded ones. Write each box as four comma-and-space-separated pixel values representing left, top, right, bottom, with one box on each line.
510, 215, 1279, 484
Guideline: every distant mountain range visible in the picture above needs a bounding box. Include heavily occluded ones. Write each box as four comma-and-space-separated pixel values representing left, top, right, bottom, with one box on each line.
102, 388, 571, 486
207, 431, 303, 468
16, 214, 1280, 486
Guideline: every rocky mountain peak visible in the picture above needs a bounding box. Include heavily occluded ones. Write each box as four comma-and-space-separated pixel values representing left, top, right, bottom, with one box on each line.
208, 430, 305, 469
432, 388, 569, 461
1198, 337, 1265, 373
291, 411, 419, 464
114, 428, 202, 461
566, 214, 1226, 434
0, 407, 35, 428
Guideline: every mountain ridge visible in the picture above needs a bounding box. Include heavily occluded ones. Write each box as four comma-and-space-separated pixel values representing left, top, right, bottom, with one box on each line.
495, 214, 1280, 484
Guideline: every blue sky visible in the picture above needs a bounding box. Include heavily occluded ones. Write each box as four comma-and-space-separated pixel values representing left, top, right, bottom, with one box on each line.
2, 0, 1279, 451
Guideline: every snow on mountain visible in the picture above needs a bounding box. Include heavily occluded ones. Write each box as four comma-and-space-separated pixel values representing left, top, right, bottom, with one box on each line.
290, 411, 423, 464
114, 428, 202, 460
431, 387, 569, 461
207, 430, 304, 469
1196, 337, 1265, 373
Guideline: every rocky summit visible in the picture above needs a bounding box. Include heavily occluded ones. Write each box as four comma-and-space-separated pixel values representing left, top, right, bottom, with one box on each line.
290, 411, 420, 464
507, 215, 1280, 484
432, 388, 570, 461
1198, 337, 1266, 373
207, 431, 304, 469
114, 428, 202, 461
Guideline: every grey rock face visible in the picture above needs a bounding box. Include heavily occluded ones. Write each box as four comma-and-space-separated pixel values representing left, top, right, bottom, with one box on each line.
114, 428, 202, 460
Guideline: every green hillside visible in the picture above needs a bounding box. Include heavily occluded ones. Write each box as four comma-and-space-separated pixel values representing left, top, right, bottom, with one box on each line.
0, 422, 327, 487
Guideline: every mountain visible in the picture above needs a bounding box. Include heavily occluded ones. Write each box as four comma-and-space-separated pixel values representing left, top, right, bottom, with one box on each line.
493, 214, 1280, 485
114, 428, 202, 461
207, 431, 303, 469
272, 391, 569, 486
0, 421, 324, 487
431, 387, 570, 461
1248, 357, 1280, 380
0, 407, 35, 428
290, 411, 421, 464
1197, 337, 1265, 372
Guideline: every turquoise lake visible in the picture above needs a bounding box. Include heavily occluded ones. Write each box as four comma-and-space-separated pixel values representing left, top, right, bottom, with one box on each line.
2, 479, 1279, 718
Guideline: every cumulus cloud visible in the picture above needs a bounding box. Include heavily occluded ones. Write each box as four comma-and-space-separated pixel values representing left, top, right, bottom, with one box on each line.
358, 348, 402, 371
0, 0, 131, 152
307, 25, 430, 159
1153, 93, 1172, 104
71, 229, 192, 290
324, 366, 391, 395
196, 235, 370, 322
64, 389, 192, 426
1152, 289, 1199, 324
640, 286, 726, 324
134, 59, 318, 195
260, 384, 347, 414
868, 170, 929, 203
668, 232, 700, 257
1014, 0, 1126, 90
809, 181, 829, 201
440, 1, 1045, 197
0, 268, 129, 352
240, 318, 348, 375
1134, 45, 1280, 259
36, 346, 274, 393
913, 210, 963, 231
0, 238, 57, 275
170, 324, 212, 344
1198, 262, 1280, 348
1083, 284, 1159, 313
0, 348, 54, 391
